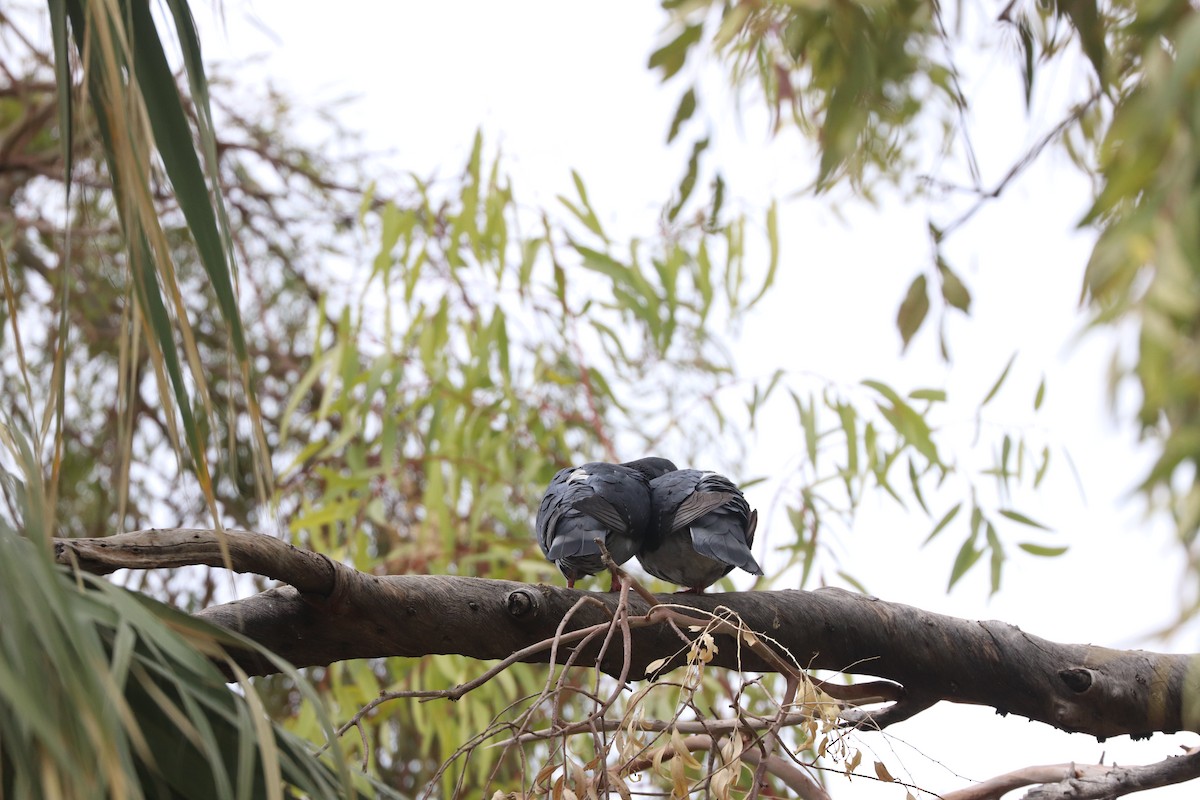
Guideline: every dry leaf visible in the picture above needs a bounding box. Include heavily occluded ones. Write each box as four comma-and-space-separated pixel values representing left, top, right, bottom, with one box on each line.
651, 744, 669, 773
670, 752, 689, 798
710, 766, 734, 800
605, 770, 633, 800
670, 728, 703, 768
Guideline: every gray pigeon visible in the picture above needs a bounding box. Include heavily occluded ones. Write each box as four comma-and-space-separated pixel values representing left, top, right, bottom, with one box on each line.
536, 460, 665, 589
638, 469, 762, 593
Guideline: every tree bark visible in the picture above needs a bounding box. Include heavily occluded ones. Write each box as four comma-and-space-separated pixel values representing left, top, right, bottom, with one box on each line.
54, 529, 1200, 741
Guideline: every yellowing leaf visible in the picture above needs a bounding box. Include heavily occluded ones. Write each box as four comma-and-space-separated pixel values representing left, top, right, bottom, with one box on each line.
670, 754, 688, 796
670, 728, 703, 769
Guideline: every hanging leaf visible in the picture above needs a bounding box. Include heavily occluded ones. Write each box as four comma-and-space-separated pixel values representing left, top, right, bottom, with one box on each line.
897, 274, 930, 350
667, 87, 697, 143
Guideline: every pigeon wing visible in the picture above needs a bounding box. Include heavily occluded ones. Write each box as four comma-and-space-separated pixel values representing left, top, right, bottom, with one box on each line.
570, 494, 629, 533
670, 490, 737, 531
536, 467, 581, 555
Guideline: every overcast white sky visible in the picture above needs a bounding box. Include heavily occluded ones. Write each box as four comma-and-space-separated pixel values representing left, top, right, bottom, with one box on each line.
191, 2, 1197, 797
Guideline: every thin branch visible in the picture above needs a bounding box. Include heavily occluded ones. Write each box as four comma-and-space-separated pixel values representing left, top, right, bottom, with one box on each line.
54, 528, 335, 594
938, 746, 1200, 800
925, 87, 1105, 238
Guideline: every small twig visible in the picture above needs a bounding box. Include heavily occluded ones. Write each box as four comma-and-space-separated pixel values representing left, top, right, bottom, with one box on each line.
748, 673, 799, 800
598, 538, 660, 608
933, 87, 1105, 238
352, 720, 369, 772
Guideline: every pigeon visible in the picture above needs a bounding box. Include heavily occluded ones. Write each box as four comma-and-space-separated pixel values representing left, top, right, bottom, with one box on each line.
638, 469, 763, 593
536, 460, 664, 589
620, 456, 679, 482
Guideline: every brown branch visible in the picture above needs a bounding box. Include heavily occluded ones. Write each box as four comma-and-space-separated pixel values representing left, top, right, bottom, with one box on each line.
53, 529, 1200, 741
941, 747, 1200, 800
54, 528, 335, 594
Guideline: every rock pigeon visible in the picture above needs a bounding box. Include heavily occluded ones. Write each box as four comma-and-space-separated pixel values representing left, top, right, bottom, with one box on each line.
536, 460, 660, 589
638, 469, 763, 593
620, 456, 679, 482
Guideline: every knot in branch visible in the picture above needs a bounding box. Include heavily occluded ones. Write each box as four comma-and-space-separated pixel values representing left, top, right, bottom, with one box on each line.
1059, 668, 1094, 693
505, 588, 538, 618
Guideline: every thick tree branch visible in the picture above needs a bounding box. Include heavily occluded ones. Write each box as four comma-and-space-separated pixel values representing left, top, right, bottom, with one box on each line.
54, 529, 1200, 742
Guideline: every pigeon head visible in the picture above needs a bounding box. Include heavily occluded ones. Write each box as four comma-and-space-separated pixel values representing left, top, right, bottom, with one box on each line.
621, 456, 678, 481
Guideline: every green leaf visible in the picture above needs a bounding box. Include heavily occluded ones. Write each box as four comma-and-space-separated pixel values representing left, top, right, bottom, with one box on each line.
835, 400, 858, 477
1018, 18, 1035, 108
937, 258, 972, 313
648, 24, 704, 80
897, 274, 930, 350
909, 388, 947, 403
1034, 446, 1051, 488
863, 380, 941, 465
129, 0, 246, 358
1062, 0, 1106, 85
667, 87, 697, 143
982, 352, 1017, 407
1018, 543, 1069, 557
558, 169, 607, 241
948, 535, 983, 590
862, 379, 904, 407
796, 391, 818, 467
668, 137, 709, 222
986, 522, 1004, 595
1034, 376, 1046, 411
707, 172, 725, 231
998, 508, 1053, 531
908, 458, 929, 515
923, 503, 961, 545
744, 200, 779, 309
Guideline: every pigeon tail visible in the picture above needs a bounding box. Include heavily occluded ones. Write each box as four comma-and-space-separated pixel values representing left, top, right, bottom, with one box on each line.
689, 524, 763, 576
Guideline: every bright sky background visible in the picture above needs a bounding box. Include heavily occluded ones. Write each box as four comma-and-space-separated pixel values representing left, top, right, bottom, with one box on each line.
192, 2, 1197, 797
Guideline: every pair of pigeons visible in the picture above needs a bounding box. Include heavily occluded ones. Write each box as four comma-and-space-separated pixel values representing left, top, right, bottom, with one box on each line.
535, 457, 763, 593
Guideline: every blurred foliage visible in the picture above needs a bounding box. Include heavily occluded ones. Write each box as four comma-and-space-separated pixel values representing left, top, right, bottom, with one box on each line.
0, 11, 366, 602
269, 127, 785, 793
651, 0, 1200, 589
746, 362, 1061, 597
0, 417, 387, 798
0, 1, 371, 795
0, 525, 381, 800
